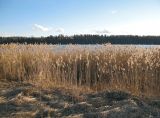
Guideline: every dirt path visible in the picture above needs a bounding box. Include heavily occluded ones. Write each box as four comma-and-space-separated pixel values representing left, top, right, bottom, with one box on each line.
0, 80, 160, 118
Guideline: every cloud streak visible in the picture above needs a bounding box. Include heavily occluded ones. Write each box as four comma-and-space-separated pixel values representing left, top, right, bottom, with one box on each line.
93, 29, 110, 34
55, 28, 64, 33
33, 24, 65, 34
33, 24, 52, 32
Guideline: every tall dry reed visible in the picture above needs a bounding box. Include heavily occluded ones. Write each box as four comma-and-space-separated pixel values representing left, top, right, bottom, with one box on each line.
0, 44, 160, 97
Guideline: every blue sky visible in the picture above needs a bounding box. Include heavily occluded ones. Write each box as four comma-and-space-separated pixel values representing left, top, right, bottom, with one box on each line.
0, 0, 160, 36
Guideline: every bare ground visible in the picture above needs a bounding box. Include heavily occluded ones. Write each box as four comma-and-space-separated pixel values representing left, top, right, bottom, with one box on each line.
0, 80, 160, 118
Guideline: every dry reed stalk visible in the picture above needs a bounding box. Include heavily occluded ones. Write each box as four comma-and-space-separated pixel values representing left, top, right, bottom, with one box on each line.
0, 44, 160, 97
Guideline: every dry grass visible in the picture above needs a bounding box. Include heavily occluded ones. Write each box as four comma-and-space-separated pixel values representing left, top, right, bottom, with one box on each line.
0, 44, 160, 98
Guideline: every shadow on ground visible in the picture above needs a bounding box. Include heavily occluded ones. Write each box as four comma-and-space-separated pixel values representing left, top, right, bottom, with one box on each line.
0, 80, 160, 118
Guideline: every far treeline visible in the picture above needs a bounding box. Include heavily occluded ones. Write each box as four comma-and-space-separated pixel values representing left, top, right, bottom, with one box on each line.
0, 35, 160, 44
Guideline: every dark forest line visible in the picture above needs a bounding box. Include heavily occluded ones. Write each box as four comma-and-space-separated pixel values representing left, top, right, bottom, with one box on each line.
0, 35, 160, 45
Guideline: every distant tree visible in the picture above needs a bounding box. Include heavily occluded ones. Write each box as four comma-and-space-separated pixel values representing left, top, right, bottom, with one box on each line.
0, 35, 160, 45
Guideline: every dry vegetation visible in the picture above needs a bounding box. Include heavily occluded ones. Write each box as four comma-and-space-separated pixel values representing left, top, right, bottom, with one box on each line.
0, 44, 160, 97
0, 44, 160, 117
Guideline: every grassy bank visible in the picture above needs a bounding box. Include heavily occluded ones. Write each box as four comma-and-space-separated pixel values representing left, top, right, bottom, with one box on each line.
0, 44, 160, 97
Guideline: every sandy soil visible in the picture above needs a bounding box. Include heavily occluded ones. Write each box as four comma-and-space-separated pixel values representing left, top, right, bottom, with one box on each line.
0, 80, 160, 118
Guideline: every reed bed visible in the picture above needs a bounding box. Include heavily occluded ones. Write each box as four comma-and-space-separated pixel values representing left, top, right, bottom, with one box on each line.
0, 44, 160, 97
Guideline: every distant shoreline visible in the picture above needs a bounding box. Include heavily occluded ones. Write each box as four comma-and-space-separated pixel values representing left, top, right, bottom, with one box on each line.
0, 35, 160, 45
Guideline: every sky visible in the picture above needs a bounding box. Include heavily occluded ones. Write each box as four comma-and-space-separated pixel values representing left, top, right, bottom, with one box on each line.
0, 0, 160, 36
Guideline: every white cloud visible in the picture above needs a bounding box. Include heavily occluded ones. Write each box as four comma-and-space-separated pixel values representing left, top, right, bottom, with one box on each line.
33, 24, 52, 32
55, 28, 64, 33
111, 10, 118, 14
93, 29, 110, 34
32, 24, 65, 35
